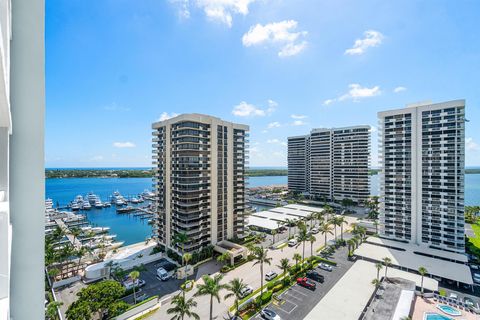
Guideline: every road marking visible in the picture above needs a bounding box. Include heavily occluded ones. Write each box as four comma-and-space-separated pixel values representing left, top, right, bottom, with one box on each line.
289, 287, 309, 297
283, 292, 304, 302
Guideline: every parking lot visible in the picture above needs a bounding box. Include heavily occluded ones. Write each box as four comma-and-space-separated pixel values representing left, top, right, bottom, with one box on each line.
121, 258, 184, 304
252, 245, 355, 320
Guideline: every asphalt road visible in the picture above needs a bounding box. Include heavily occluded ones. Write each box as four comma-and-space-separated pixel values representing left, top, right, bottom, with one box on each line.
252, 245, 355, 320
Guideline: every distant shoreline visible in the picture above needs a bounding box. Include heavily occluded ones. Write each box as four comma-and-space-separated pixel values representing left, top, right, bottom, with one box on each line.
45, 168, 480, 179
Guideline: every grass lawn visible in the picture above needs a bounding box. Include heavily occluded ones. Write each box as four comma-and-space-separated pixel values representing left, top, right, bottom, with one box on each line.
469, 223, 480, 249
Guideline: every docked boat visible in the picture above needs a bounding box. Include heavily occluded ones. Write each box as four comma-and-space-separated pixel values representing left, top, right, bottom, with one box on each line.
103, 202, 111, 208
87, 192, 98, 205
94, 198, 103, 208
45, 198, 53, 209
117, 206, 135, 213
71, 202, 80, 211
82, 201, 92, 210
130, 197, 140, 204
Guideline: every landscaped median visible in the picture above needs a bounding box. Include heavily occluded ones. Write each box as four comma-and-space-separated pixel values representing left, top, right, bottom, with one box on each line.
229, 255, 337, 319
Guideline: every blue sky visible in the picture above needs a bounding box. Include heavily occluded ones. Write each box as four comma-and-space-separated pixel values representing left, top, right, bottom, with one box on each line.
46, 0, 480, 168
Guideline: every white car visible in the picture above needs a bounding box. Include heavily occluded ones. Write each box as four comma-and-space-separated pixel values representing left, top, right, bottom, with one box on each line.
288, 239, 298, 247
239, 286, 253, 298
265, 271, 278, 281
310, 228, 319, 234
318, 263, 333, 272
260, 308, 281, 320
449, 293, 458, 300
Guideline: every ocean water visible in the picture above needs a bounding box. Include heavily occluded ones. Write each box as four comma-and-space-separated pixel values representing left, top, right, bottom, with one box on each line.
46, 174, 480, 245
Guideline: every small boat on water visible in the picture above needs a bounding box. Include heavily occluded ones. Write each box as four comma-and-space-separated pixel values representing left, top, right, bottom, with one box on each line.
94, 198, 103, 208
87, 192, 98, 205
82, 201, 92, 210
117, 206, 136, 213
130, 197, 140, 204
103, 202, 111, 208
45, 198, 53, 209
71, 202, 80, 211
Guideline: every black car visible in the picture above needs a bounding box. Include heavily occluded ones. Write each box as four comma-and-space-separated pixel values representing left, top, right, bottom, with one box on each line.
306, 270, 324, 283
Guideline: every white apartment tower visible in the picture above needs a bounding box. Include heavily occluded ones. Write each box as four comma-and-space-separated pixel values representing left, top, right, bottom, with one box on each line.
152, 114, 249, 256
288, 126, 371, 203
378, 100, 466, 253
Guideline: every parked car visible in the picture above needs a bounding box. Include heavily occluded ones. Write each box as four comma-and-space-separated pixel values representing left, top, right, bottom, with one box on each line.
123, 279, 146, 290
310, 227, 319, 234
471, 265, 479, 270
297, 277, 316, 290
306, 270, 324, 283
464, 297, 475, 308
156, 267, 174, 281
449, 293, 458, 300
265, 271, 278, 281
136, 293, 149, 302
288, 239, 298, 247
318, 263, 333, 272
260, 308, 281, 320
239, 286, 253, 298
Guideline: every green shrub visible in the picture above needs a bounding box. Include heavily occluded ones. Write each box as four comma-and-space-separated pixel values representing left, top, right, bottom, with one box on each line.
439, 288, 447, 297
260, 291, 273, 304
266, 282, 275, 291
221, 265, 231, 273
272, 284, 283, 293
310, 256, 337, 266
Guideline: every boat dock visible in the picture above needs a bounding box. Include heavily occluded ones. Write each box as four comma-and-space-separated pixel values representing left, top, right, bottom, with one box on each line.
55, 219, 83, 249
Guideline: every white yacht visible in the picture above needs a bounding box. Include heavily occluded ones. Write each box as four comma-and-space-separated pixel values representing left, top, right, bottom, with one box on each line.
45, 198, 53, 209
130, 197, 139, 204
71, 202, 80, 211
94, 197, 103, 208
82, 201, 92, 210
87, 192, 98, 205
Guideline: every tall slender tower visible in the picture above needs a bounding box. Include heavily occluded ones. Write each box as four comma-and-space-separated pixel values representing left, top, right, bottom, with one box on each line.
378, 100, 465, 253
152, 114, 249, 256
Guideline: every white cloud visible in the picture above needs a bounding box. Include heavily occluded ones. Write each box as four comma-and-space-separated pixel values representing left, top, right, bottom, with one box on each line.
323, 99, 335, 106
325, 83, 381, 105
268, 122, 281, 129
393, 86, 407, 93
291, 114, 307, 119
113, 142, 136, 148
291, 120, 306, 126
242, 20, 308, 57
261, 129, 268, 133
345, 30, 384, 55
232, 101, 265, 117
466, 137, 479, 151
171, 0, 257, 27
370, 126, 377, 133
232, 100, 276, 117
158, 112, 179, 121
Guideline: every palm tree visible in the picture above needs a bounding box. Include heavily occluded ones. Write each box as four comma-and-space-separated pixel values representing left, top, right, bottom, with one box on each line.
329, 217, 339, 240
224, 278, 247, 316
307, 212, 316, 229
252, 246, 272, 298
271, 229, 277, 245
418, 266, 428, 294
336, 216, 348, 241
308, 235, 316, 258
323, 205, 335, 221
70, 227, 82, 244
278, 258, 290, 284
129, 270, 140, 304
217, 252, 231, 266
371, 278, 381, 288
319, 222, 333, 247
296, 226, 309, 267
382, 257, 392, 281
315, 211, 325, 227
374, 220, 379, 234
375, 262, 383, 281
174, 232, 189, 266
167, 293, 200, 320
284, 218, 296, 238
194, 274, 228, 320
183, 253, 192, 267
293, 253, 302, 268
347, 239, 356, 256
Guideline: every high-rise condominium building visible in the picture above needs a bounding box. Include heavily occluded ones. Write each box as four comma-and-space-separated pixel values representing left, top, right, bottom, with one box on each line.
378, 100, 466, 253
288, 126, 371, 203
152, 114, 249, 256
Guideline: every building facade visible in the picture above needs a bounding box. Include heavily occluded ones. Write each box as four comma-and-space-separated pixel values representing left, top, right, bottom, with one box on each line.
152, 114, 249, 256
288, 126, 371, 203
378, 100, 466, 253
